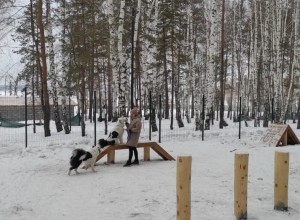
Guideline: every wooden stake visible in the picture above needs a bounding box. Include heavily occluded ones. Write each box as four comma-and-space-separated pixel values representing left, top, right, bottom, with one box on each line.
234, 153, 249, 220
274, 151, 289, 211
177, 156, 192, 220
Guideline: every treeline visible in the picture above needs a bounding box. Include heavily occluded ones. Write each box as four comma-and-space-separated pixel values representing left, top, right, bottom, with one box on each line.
2, 0, 300, 136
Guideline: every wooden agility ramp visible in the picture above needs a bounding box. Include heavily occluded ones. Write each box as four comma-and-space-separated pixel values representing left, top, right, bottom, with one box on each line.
96, 141, 175, 164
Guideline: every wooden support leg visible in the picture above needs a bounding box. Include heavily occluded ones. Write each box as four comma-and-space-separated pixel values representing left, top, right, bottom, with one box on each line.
281, 132, 287, 146
144, 147, 150, 161
107, 150, 115, 163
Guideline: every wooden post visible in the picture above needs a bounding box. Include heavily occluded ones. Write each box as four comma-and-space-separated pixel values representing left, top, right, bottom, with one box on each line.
234, 153, 249, 220
274, 151, 289, 211
144, 147, 150, 161
107, 150, 115, 163
177, 156, 192, 220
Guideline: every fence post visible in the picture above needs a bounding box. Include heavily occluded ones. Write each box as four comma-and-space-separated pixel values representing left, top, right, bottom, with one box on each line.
149, 91, 152, 141
274, 151, 289, 211
272, 98, 274, 123
94, 91, 97, 146
234, 153, 249, 220
24, 87, 28, 148
202, 95, 205, 141
239, 96, 241, 139
159, 95, 161, 143
177, 156, 192, 220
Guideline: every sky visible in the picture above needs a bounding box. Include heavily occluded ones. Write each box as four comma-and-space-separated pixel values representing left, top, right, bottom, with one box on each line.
0, 116, 299, 220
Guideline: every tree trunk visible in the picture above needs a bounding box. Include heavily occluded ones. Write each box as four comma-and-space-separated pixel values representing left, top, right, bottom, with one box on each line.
37, 0, 51, 137
52, 87, 63, 132
175, 44, 184, 128
163, 28, 169, 120
61, 95, 70, 134
297, 96, 300, 129
219, 0, 225, 129
80, 66, 86, 136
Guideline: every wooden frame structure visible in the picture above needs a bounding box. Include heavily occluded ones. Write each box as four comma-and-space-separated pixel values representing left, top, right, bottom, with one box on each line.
96, 141, 175, 163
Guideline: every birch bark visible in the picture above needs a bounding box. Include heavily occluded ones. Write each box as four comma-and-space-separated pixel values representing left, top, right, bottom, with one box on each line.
46, 0, 63, 132
281, 0, 299, 121
205, 0, 217, 129
262, 0, 271, 127
272, 0, 283, 123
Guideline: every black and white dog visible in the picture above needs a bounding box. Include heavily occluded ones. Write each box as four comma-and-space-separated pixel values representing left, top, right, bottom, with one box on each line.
98, 131, 118, 148
68, 145, 101, 176
98, 117, 126, 148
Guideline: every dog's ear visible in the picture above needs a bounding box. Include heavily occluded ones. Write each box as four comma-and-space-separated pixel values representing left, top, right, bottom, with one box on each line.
99, 139, 106, 148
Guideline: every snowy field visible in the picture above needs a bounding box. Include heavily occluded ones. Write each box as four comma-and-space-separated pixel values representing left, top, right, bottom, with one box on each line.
0, 117, 299, 220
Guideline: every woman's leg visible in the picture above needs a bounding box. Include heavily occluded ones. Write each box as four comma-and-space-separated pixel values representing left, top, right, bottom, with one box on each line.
124, 147, 133, 167
132, 148, 139, 163
128, 147, 133, 161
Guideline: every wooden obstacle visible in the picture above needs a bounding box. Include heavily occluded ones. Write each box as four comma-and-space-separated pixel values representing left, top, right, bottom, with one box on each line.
96, 141, 175, 163
260, 124, 300, 147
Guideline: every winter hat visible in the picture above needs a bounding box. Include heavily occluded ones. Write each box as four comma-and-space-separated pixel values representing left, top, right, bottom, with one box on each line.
131, 107, 139, 116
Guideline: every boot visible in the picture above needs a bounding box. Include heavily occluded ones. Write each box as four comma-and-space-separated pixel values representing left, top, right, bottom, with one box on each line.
123, 160, 132, 167
132, 159, 139, 165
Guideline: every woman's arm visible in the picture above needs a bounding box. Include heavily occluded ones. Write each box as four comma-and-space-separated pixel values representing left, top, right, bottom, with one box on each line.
129, 119, 141, 133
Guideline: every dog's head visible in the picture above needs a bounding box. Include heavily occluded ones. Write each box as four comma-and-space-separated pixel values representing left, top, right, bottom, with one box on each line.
116, 117, 126, 127
98, 138, 108, 148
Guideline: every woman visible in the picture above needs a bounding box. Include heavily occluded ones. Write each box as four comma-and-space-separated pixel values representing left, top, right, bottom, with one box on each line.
123, 107, 142, 167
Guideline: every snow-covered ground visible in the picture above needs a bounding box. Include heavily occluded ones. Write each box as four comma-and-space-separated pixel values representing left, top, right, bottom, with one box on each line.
0, 117, 299, 220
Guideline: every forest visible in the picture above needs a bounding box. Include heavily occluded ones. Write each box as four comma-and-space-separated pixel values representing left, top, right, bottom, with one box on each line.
0, 0, 299, 137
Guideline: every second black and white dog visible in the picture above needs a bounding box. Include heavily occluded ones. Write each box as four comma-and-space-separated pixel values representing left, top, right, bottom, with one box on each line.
98, 131, 118, 148
68, 145, 101, 176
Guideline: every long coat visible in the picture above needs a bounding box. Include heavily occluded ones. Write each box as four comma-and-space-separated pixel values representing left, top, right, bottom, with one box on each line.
126, 116, 141, 147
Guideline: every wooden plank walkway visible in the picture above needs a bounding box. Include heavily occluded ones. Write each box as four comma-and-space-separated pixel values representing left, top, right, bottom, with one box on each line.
96, 141, 175, 164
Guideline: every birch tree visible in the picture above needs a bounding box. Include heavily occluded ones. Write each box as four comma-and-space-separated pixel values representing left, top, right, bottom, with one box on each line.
262, 0, 271, 127
57, 0, 70, 134
280, 0, 299, 121
105, 0, 117, 120
250, 0, 259, 126
272, 0, 283, 123
185, 2, 194, 124
46, 0, 63, 133
140, 0, 159, 129
205, 0, 218, 130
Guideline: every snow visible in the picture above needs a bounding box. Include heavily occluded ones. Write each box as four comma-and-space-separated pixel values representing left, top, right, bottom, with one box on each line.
0, 118, 299, 220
